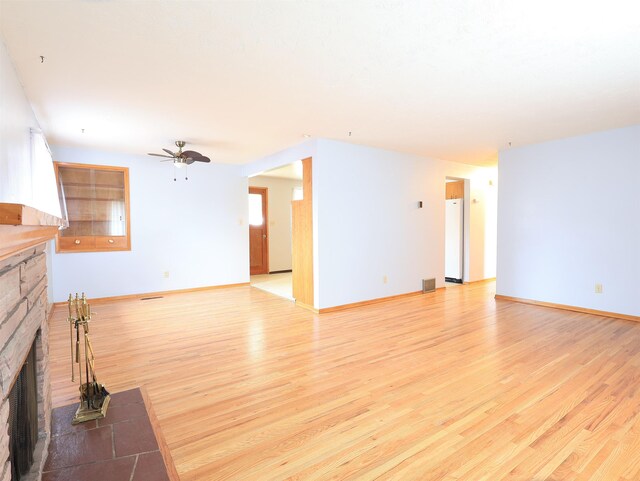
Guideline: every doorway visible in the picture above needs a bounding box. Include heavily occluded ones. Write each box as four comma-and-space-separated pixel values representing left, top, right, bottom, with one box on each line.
445, 178, 465, 285
249, 187, 269, 275
247, 160, 305, 302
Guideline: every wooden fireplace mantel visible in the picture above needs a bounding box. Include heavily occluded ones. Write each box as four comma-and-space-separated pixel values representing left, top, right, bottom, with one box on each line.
0, 203, 67, 262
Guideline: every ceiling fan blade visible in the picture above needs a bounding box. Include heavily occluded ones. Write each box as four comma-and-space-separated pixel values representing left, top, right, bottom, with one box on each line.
185, 158, 196, 165
182, 150, 201, 158
162, 148, 177, 157
182, 150, 211, 163
148, 153, 175, 158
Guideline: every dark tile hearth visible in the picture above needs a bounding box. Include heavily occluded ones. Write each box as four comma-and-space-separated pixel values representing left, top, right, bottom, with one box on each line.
133, 452, 172, 481
43, 388, 172, 481
45, 425, 113, 471
41, 457, 136, 481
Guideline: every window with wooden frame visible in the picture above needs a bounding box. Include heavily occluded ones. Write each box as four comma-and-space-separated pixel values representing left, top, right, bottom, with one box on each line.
54, 162, 131, 253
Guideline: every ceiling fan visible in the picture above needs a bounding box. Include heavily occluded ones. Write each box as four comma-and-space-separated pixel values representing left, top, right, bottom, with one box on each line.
148, 141, 211, 181
148, 140, 211, 167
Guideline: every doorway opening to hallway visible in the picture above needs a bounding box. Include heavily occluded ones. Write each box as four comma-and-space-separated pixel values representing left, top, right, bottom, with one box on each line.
248, 160, 308, 302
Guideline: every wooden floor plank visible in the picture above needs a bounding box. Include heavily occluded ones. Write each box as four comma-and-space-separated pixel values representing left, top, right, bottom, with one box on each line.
48, 281, 640, 480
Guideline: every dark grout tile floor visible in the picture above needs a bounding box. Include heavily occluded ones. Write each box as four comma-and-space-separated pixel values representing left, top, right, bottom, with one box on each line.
43, 388, 171, 481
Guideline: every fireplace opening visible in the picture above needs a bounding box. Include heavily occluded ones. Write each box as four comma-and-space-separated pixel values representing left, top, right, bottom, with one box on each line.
8, 339, 39, 481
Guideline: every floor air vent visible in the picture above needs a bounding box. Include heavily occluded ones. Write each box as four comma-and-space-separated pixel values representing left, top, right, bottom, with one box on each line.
422, 278, 436, 293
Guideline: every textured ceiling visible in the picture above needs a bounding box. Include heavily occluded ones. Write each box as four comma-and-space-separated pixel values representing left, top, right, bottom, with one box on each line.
1, 0, 639, 166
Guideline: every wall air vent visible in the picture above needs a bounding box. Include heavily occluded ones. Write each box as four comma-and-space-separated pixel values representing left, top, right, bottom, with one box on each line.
422, 278, 436, 293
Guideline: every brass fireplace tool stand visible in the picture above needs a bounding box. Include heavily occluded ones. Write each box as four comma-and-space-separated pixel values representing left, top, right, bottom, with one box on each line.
67, 293, 110, 424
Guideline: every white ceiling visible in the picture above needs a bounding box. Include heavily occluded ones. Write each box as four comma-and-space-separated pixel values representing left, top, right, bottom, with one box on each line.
1, 0, 639, 166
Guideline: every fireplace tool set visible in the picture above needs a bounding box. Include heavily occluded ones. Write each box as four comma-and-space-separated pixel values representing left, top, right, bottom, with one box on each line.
67, 293, 110, 424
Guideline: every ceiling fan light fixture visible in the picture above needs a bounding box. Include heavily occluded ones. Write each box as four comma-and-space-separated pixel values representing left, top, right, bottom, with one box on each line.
148, 141, 211, 181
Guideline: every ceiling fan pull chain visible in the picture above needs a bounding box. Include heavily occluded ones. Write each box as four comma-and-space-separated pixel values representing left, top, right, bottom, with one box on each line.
173, 164, 177, 182
185, 164, 188, 181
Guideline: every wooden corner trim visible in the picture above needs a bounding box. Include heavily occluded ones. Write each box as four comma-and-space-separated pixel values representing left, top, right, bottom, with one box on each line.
295, 301, 319, 313
495, 294, 640, 323
319, 291, 423, 314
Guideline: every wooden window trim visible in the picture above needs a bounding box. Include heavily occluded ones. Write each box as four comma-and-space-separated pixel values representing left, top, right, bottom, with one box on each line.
54, 162, 131, 253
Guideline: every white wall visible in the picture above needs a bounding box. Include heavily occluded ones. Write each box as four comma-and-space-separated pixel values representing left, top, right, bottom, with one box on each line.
50, 146, 249, 302
0, 37, 36, 205
497, 125, 640, 317
243, 139, 316, 177
313, 139, 496, 309
465, 168, 498, 282
248, 175, 301, 272
0, 38, 59, 216
50, 136, 497, 307
1, 36, 61, 302
245, 139, 497, 310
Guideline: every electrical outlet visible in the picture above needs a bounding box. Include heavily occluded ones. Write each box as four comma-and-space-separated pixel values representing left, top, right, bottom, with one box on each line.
595, 283, 603, 294
163, 271, 170, 278
383, 275, 388, 284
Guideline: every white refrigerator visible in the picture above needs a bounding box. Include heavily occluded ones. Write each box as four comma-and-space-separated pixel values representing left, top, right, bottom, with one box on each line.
445, 199, 463, 282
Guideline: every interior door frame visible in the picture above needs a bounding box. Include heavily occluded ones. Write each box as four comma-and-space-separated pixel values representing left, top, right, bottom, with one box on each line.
291, 157, 314, 309
249, 186, 269, 275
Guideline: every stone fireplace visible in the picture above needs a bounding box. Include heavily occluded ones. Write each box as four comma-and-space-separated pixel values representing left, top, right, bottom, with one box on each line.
0, 203, 64, 481
0, 245, 52, 481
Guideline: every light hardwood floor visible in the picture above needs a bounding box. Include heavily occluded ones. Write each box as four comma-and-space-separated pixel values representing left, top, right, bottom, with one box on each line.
49, 282, 640, 480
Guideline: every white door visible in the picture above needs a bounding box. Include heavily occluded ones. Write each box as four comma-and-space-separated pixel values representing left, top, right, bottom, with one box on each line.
445, 199, 463, 280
